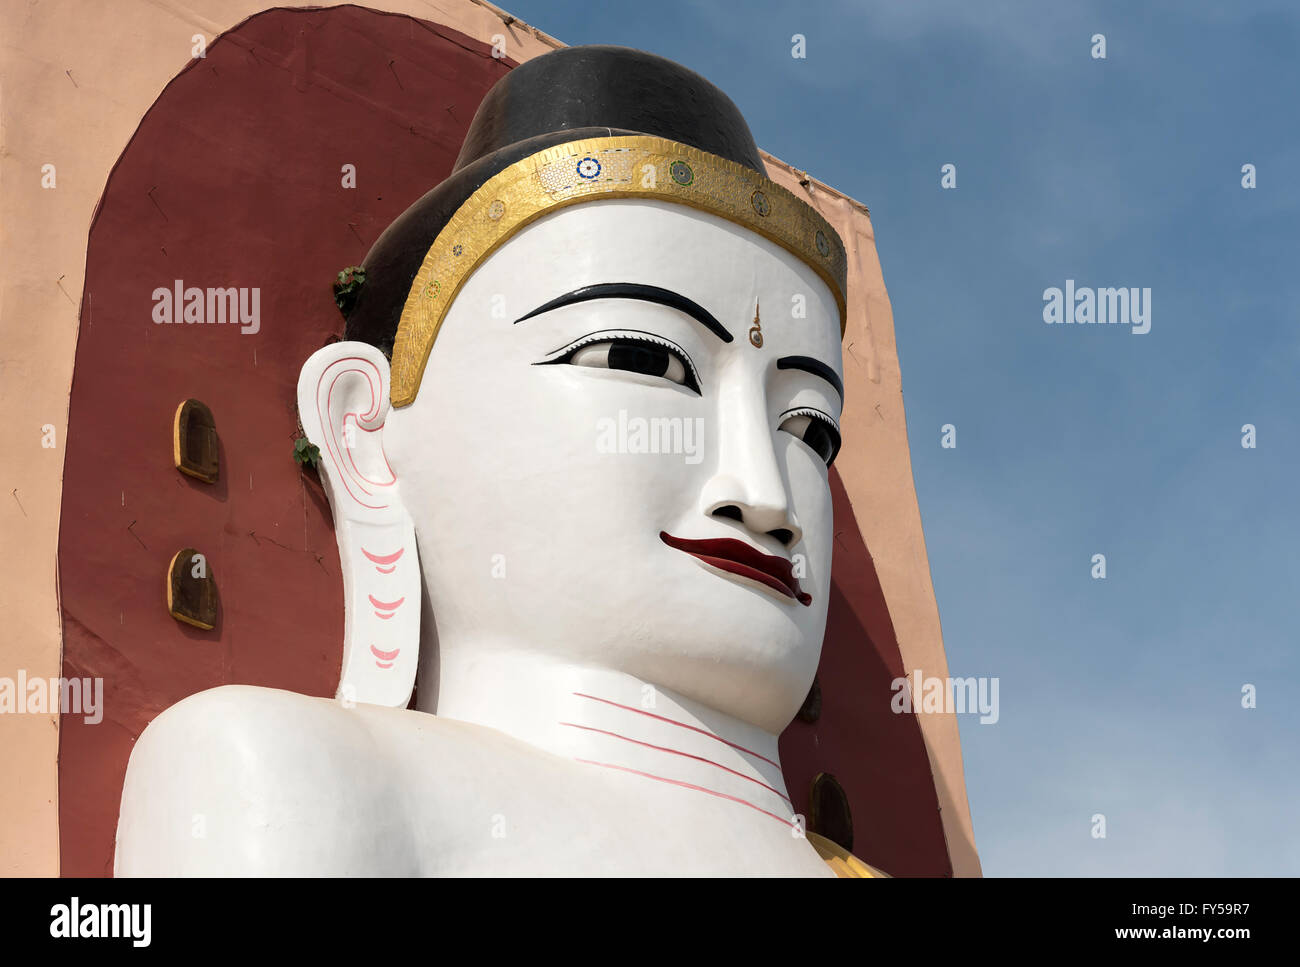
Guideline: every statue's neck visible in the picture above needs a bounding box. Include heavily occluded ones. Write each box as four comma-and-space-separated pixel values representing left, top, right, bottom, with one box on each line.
420, 648, 796, 829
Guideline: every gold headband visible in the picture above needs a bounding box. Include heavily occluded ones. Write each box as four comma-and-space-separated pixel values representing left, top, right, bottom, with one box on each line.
389, 135, 848, 407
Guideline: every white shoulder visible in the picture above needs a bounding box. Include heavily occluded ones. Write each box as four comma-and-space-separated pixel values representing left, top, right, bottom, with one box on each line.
115, 685, 417, 875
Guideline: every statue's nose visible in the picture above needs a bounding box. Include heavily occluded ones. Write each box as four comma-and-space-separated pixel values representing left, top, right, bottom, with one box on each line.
699, 417, 803, 550
701, 484, 802, 549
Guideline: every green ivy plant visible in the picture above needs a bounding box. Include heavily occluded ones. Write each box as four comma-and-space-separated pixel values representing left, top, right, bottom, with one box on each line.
293, 437, 321, 469
333, 265, 367, 316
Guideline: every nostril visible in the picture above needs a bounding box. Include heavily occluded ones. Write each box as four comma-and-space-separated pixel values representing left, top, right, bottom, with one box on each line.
712, 506, 795, 546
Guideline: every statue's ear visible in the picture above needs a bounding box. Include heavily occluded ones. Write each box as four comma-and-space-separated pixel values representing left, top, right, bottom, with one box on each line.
297, 342, 418, 708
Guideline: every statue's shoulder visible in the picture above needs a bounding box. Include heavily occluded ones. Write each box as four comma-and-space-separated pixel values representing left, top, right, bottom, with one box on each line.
134, 683, 345, 741
116, 685, 424, 875
116, 687, 600, 874
125, 685, 364, 782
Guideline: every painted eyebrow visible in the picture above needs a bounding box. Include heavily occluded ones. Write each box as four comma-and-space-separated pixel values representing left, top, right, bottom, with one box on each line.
776, 355, 844, 401
514, 283, 734, 343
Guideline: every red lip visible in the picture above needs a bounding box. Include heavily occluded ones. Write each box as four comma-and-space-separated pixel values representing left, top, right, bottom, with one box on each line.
659, 531, 812, 607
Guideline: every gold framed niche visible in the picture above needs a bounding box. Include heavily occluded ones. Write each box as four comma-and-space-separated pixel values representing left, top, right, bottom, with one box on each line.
166, 547, 217, 630
173, 399, 219, 483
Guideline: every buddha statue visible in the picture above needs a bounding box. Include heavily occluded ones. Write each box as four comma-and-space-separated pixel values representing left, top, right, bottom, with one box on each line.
115, 45, 864, 876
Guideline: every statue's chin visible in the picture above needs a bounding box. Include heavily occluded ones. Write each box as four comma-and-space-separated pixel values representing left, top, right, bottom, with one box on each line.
420, 575, 821, 733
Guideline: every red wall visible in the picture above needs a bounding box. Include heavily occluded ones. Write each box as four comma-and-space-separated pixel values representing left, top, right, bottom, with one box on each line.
58, 5, 949, 876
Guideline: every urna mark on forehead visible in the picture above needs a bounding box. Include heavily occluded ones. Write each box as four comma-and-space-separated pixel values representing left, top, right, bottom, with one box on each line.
490, 201, 847, 396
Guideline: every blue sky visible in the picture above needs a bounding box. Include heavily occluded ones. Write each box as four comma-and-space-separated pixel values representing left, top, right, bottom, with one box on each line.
500, 0, 1300, 875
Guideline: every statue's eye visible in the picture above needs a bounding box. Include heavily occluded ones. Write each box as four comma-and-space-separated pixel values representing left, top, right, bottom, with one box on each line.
547, 333, 701, 394
778, 409, 841, 467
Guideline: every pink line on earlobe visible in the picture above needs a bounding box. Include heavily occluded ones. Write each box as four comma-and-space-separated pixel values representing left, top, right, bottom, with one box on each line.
369, 593, 404, 620
362, 548, 405, 566
376, 565, 396, 574
375, 661, 394, 669
370, 644, 400, 661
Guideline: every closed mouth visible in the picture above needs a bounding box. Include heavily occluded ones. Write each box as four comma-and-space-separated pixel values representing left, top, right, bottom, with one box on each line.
659, 531, 811, 607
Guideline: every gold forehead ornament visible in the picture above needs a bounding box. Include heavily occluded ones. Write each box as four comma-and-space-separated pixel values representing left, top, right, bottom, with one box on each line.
389, 135, 848, 408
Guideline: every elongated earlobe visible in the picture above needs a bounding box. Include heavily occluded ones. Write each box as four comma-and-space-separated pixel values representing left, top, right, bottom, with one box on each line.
297, 343, 419, 707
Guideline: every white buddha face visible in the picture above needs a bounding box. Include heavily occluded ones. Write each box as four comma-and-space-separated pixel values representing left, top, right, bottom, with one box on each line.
384, 199, 844, 732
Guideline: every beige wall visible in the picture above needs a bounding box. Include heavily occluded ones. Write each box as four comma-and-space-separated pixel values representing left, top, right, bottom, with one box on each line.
0, 0, 977, 876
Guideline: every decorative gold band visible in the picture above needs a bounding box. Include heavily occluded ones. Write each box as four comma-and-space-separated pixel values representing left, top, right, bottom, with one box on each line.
389, 135, 848, 408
